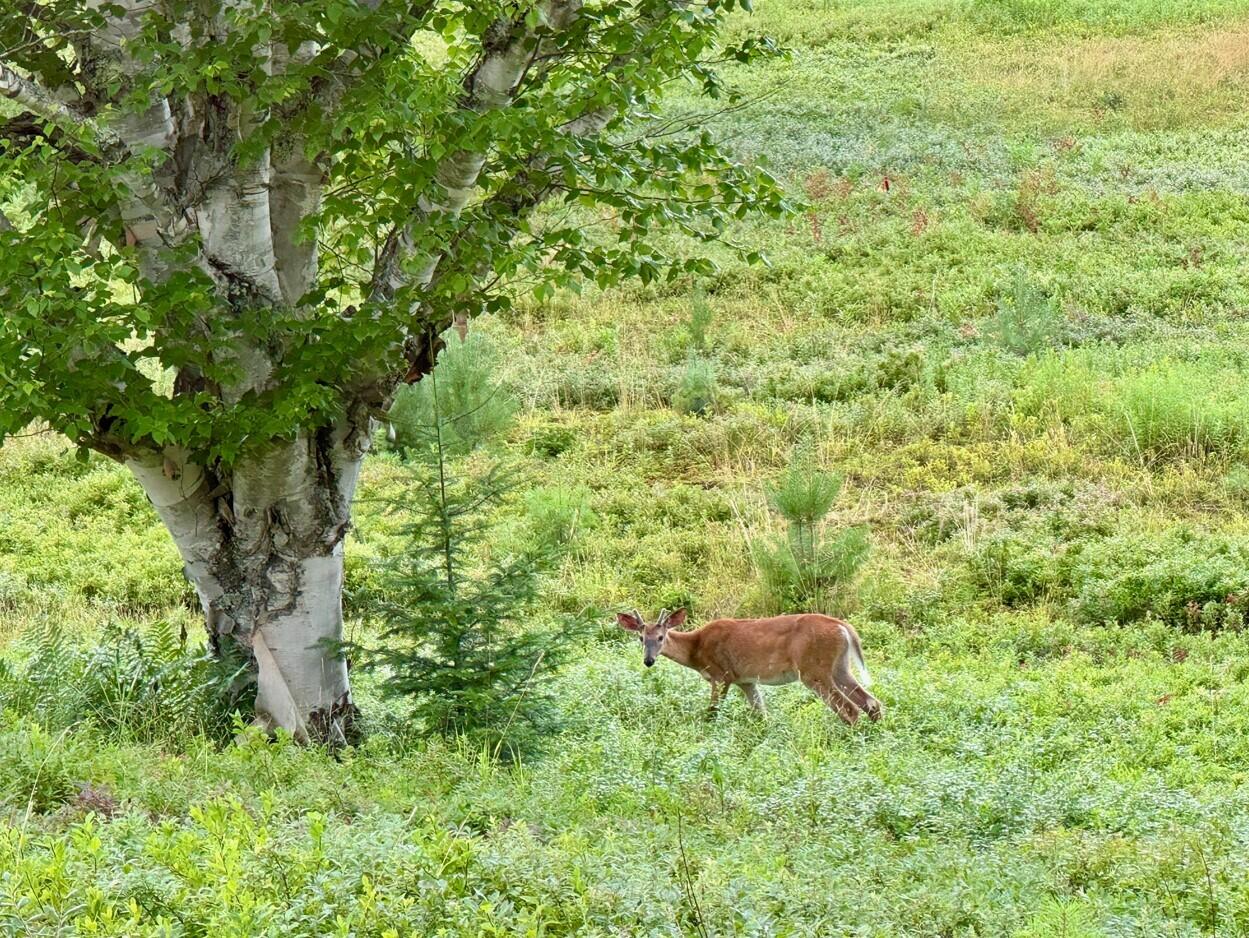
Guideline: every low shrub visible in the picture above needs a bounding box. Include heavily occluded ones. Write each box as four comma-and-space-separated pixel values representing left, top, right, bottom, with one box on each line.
0, 719, 78, 813
1012, 351, 1099, 426
874, 342, 927, 391
970, 530, 1062, 608
754, 339, 930, 404
755, 358, 870, 403
551, 360, 622, 409
525, 421, 580, 459
0, 449, 189, 613
0, 572, 28, 611
1068, 530, 1249, 631
971, 521, 1249, 632
1223, 464, 1249, 502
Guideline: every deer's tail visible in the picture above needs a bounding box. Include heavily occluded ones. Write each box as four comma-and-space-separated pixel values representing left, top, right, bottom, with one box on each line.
845, 624, 872, 688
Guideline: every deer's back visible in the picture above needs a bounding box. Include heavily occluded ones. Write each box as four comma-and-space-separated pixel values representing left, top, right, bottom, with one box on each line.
691, 614, 852, 682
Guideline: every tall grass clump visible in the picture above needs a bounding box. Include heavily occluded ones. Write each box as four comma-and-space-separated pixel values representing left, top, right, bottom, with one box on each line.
523, 484, 598, 552
1111, 363, 1249, 463
751, 447, 869, 613
1012, 349, 1249, 464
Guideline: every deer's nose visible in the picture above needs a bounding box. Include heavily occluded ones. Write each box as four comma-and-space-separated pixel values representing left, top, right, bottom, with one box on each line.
644, 657, 655, 667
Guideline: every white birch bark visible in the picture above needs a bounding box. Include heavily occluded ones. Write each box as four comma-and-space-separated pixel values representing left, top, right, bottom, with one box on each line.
250, 549, 350, 742
199, 152, 285, 306
269, 40, 326, 308
126, 423, 368, 743
372, 0, 583, 301
124, 449, 226, 629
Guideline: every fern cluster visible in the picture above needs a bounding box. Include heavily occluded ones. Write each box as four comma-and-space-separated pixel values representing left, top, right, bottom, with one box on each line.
0, 619, 248, 743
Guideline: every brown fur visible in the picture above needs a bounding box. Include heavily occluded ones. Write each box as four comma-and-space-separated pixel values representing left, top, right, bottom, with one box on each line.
619, 610, 883, 725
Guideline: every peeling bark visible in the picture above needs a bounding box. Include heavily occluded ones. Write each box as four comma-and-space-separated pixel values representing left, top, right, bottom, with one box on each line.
126, 413, 371, 745
250, 549, 352, 743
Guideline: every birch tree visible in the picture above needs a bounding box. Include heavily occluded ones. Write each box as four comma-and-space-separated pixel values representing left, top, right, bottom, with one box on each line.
0, 0, 784, 743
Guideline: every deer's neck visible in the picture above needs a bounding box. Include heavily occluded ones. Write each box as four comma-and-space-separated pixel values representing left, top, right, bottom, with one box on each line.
662, 629, 699, 669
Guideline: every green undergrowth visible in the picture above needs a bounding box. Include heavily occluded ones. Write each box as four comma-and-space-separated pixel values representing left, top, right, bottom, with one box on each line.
3, 619, 1249, 935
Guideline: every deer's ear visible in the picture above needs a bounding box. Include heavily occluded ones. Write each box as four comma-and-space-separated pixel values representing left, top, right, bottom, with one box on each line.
616, 612, 643, 631
666, 608, 687, 628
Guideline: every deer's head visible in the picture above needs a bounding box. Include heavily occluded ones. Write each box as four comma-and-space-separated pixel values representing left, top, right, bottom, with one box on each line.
617, 608, 687, 667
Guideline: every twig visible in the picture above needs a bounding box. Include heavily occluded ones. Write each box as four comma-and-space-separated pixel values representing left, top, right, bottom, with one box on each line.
491, 649, 546, 763
672, 804, 711, 938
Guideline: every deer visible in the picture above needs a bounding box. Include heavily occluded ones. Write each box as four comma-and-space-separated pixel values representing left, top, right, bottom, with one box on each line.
617, 608, 883, 724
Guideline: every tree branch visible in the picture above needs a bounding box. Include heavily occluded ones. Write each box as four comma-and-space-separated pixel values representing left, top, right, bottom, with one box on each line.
393, 102, 614, 384
368, 0, 583, 304
0, 110, 96, 164
0, 59, 122, 156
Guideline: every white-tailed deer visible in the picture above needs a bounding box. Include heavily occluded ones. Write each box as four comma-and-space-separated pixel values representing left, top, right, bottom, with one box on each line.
617, 608, 883, 724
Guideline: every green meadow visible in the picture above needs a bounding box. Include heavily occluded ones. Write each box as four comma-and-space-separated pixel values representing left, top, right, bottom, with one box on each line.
4, 0, 1249, 934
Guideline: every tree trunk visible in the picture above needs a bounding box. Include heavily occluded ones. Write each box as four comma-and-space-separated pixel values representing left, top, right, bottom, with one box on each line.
233, 546, 354, 744
125, 415, 371, 745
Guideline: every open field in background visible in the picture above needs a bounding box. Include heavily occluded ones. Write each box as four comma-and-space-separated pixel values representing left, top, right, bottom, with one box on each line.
5, 0, 1249, 934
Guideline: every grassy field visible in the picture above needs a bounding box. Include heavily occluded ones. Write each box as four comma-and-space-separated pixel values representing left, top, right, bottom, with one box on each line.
5, 0, 1249, 934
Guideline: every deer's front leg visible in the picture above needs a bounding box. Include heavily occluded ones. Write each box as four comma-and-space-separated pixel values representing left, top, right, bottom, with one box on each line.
708, 679, 723, 714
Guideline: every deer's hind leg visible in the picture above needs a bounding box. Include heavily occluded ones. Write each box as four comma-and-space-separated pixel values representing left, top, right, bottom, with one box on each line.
738, 682, 766, 714
801, 674, 862, 726
833, 660, 883, 722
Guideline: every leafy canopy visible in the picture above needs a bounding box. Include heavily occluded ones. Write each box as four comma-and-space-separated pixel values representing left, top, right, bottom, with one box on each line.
0, 0, 789, 464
